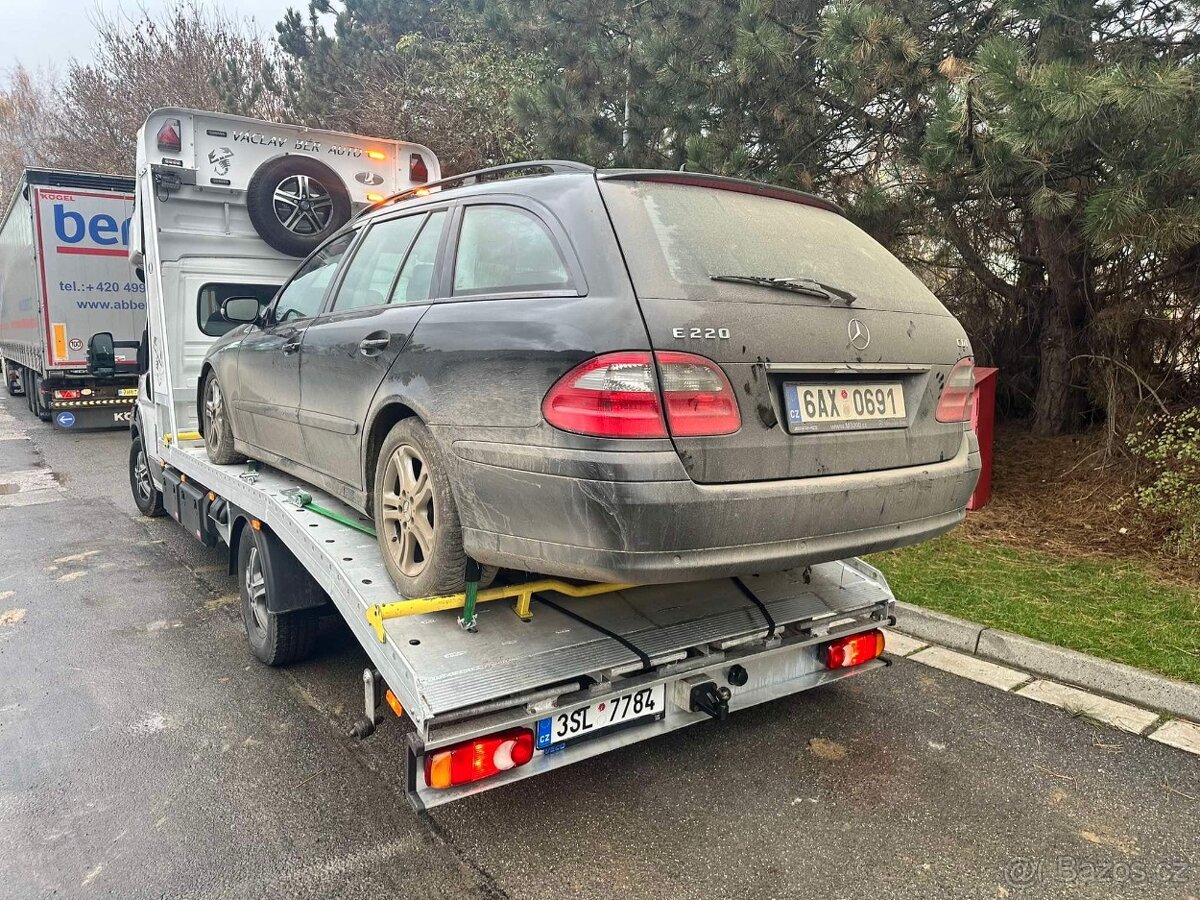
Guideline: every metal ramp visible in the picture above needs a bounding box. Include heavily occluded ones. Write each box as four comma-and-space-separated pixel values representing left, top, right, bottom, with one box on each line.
165, 442, 895, 734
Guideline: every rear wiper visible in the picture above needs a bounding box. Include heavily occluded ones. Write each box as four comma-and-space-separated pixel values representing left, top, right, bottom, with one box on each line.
710, 274, 857, 305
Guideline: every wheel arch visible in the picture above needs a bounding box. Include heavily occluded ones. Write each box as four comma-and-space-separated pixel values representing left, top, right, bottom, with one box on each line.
363, 399, 422, 512
196, 362, 214, 438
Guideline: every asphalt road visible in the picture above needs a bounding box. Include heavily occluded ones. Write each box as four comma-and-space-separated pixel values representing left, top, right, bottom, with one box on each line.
1, 393, 1197, 900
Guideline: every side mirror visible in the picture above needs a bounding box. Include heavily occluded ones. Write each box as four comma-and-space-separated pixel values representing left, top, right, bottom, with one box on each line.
87, 332, 116, 378
221, 296, 262, 325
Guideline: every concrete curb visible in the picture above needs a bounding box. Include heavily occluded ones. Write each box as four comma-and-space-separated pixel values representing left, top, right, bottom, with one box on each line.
893, 601, 1200, 723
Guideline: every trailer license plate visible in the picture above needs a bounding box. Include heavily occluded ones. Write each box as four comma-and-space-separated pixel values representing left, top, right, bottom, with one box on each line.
118, 388, 139, 397
536, 684, 665, 749
785, 382, 906, 432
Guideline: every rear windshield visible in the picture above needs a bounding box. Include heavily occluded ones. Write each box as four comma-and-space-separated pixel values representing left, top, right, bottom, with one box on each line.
599, 179, 945, 313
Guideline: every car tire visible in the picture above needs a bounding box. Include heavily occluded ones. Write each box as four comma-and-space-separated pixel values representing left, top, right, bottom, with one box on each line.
246, 157, 352, 258
238, 525, 320, 667
129, 435, 165, 517
201, 371, 245, 466
373, 418, 495, 597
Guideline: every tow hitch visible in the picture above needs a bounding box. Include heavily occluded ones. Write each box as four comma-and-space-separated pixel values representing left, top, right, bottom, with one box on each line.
688, 680, 732, 721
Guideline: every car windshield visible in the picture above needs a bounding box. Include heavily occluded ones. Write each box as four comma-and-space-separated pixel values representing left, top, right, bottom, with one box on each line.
599, 179, 945, 313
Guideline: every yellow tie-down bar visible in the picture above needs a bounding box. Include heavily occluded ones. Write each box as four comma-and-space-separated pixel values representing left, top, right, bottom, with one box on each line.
365, 579, 636, 642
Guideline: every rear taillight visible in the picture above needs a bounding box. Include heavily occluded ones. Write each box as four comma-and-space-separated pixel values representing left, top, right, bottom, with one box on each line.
156, 118, 182, 153
53, 389, 81, 400
410, 153, 429, 183
424, 728, 535, 790
655, 351, 741, 437
823, 629, 885, 669
542, 351, 740, 439
935, 357, 975, 423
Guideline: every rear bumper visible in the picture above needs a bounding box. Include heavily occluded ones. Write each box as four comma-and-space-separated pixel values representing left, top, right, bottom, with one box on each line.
452, 430, 981, 583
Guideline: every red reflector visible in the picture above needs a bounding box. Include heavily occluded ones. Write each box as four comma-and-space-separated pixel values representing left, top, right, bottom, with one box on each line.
156, 118, 182, 153
54, 389, 81, 400
542, 351, 740, 438
823, 629, 885, 670
935, 357, 975, 423
410, 153, 429, 183
424, 728, 535, 789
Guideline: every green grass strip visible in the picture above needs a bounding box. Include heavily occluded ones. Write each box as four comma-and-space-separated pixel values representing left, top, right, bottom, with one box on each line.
871, 536, 1200, 685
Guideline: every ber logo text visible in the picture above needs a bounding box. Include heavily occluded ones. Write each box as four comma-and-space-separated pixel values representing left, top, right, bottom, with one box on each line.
44, 192, 132, 257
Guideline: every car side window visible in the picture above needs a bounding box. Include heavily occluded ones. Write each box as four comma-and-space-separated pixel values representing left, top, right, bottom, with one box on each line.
331, 214, 425, 312
390, 210, 446, 304
273, 231, 356, 322
452, 206, 570, 296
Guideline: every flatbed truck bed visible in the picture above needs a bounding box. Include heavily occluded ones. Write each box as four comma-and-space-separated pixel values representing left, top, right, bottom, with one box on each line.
154, 435, 895, 807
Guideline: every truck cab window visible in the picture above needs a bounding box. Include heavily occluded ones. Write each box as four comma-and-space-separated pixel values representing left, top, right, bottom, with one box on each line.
198, 283, 280, 337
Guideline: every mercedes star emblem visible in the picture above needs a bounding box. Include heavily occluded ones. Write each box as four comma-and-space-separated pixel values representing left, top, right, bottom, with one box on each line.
848, 318, 871, 351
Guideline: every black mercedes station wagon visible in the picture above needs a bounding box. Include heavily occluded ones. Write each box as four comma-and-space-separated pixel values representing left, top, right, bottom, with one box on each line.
199, 162, 981, 597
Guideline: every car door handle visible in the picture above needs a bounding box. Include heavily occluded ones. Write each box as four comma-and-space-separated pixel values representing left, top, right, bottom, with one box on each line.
281, 339, 301, 354
358, 335, 391, 356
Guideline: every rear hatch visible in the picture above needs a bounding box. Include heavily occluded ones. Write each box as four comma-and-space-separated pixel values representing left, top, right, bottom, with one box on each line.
598, 173, 970, 484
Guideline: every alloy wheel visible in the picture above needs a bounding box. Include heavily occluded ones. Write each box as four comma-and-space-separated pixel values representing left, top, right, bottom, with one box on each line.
380, 444, 435, 577
272, 175, 334, 236
205, 378, 224, 452
134, 447, 153, 504
245, 545, 269, 632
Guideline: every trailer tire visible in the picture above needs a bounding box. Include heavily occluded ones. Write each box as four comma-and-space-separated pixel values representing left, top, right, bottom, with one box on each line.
238, 525, 320, 667
31, 373, 50, 422
201, 371, 245, 466
246, 157, 351, 258
129, 435, 165, 517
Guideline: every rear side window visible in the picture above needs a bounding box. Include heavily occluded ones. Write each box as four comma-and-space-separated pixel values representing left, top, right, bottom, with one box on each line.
599, 180, 944, 313
198, 283, 279, 336
332, 215, 425, 311
453, 205, 570, 296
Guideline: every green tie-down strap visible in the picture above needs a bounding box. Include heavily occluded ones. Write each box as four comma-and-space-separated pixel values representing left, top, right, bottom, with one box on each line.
283, 489, 378, 537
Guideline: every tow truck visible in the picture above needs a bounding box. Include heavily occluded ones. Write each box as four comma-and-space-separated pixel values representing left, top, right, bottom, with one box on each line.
123, 109, 897, 808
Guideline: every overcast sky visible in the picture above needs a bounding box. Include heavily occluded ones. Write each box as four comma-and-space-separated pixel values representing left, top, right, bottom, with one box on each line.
0, 0, 294, 80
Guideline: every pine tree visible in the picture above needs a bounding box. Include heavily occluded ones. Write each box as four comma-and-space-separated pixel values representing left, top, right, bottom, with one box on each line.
820, 0, 1200, 433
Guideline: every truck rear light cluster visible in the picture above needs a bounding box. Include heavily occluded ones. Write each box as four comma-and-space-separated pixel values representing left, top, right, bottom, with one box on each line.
542, 351, 741, 438
935, 357, 975, 423
424, 727, 535, 789
53, 389, 82, 400
822, 629, 885, 670
410, 153, 429, 183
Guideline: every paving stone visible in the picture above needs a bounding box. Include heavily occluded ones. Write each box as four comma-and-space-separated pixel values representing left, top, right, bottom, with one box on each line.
909, 645, 1029, 691
1016, 679, 1159, 734
1147, 719, 1200, 756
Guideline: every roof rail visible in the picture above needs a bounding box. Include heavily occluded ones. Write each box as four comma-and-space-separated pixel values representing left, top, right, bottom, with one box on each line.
358, 160, 595, 218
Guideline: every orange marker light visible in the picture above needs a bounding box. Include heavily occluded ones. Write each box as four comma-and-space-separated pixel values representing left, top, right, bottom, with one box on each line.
251, 518, 261, 531
384, 689, 404, 718
366, 149, 386, 161
366, 192, 384, 202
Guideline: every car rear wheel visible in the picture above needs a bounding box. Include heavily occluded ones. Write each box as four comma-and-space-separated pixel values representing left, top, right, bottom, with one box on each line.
129, 435, 165, 517
202, 372, 245, 466
373, 419, 494, 597
246, 157, 352, 258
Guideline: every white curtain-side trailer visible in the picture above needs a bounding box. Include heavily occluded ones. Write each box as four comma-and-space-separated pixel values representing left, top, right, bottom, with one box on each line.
0, 169, 145, 427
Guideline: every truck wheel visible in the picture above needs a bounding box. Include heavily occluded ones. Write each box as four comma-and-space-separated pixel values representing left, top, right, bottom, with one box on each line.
373, 418, 495, 597
238, 525, 319, 667
202, 372, 245, 466
32, 374, 50, 421
129, 435, 165, 517
246, 157, 351, 258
